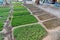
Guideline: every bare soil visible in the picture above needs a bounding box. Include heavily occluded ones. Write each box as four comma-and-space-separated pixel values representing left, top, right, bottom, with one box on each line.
23, 4, 36, 8
38, 13, 56, 20
43, 18, 60, 29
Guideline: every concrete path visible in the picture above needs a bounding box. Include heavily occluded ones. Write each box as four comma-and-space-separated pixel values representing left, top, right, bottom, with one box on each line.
2, 3, 14, 40
12, 23, 38, 30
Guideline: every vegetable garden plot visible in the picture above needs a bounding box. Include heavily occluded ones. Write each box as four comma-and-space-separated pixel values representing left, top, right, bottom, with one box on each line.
0, 17, 7, 31
11, 15, 38, 27
0, 7, 10, 12
30, 9, 47, 15
12, 2, 38, 27
38, 13, 56, 20
32, 10, 48, 15
0, 12, 9, 17
0, 22, 3, 31
13, 5, 27, 11
13, 7, 27, 11
43, 18, 60, 29
13, 24, 47, 40
0, 6, 9, 31
13, 11, 30, 16
0, 12, 9, 31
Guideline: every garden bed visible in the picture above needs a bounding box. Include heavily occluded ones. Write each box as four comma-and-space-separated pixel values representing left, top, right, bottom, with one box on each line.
13, 24, 47, 40
13, 11, 30, 16
13, 5, 27, 11
0, 8, 9, 31
38, 14, 56, 20
12, 3, 38, 27
0, 33, 4, 40
11, 15, 38, 27
32, 10, 47, 15
0, 7, 10, 12
0, 12, 9, 31
43, 18, 60, 29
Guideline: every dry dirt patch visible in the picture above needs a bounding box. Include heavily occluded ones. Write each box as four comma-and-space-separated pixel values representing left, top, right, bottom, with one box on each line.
38, 13, 56, 20
32, 10, 50, 15
43, 18, 60, 29
23, 4, 34, 7
23, 4, 37, 9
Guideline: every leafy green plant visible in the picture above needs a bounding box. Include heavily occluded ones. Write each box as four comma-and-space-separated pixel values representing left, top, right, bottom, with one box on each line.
0, 12, 9, 31
13, 11, 30, 16
0, 23, 3, 31
0, 33, 4, 40
13, 7, 27, 11
13, 5, 27, 11
0, 12, 9, 17
0, 17, 7, 31
0, 8, 10, 12
11, 15, 38, 27
13, 24, 47, 40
